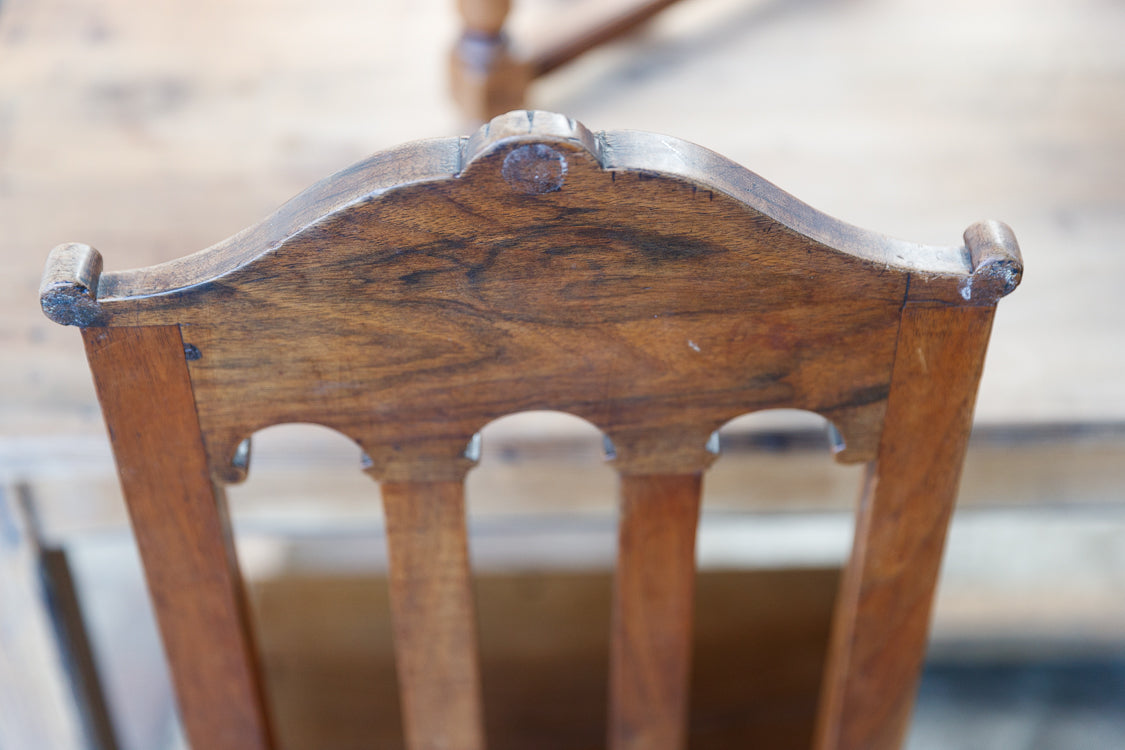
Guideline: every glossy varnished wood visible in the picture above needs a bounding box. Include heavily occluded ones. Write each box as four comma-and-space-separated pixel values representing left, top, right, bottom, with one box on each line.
81, 325, 273, 750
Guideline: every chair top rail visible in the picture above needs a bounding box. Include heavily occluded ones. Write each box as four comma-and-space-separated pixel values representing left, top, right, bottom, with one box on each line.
40, 111, 1022, 481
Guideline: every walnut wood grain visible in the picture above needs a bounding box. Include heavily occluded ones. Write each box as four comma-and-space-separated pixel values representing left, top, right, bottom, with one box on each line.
81, 325, 273, 750
610, 473, 701, 750
381, 480, 486, 750
812, 304, 997, 750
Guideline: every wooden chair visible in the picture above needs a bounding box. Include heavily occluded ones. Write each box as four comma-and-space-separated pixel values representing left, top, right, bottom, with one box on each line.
452, 0, 692, 120
40, 110, 1021, 750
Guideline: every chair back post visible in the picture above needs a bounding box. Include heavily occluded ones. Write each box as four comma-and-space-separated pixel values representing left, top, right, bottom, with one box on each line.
813, 219, 1021, 749
81, 324, 273, 750
814, 304, 997, 750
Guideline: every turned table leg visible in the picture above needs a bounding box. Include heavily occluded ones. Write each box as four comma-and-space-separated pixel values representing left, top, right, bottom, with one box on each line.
450, 0, 531, 121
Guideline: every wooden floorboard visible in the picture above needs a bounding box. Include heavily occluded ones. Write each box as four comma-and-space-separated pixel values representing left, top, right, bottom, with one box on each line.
249, 567, 838, 750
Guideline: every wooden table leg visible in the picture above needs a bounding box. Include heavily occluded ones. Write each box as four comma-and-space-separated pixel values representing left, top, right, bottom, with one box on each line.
450, 0, 530, 121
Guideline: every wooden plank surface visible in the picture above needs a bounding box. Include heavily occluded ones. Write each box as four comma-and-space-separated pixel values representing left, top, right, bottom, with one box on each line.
250, 567, 839, 750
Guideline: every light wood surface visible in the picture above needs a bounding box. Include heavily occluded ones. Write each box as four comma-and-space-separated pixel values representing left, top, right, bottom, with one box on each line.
0, 483, 87, 750
528, 0, 691, 78
4, 0, 1122, 447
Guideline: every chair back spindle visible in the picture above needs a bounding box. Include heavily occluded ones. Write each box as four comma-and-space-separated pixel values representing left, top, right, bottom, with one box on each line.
611, 474, 701, 750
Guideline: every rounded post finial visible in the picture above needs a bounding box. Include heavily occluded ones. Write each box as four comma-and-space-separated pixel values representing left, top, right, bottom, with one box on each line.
961, 221, 1023, 302
40, 243, 104, 326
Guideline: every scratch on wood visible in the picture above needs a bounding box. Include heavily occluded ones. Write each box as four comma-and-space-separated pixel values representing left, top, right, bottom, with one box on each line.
958, 275, 973, 301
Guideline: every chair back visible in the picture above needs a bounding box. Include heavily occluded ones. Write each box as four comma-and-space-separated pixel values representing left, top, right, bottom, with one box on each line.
41, 110, 1021, 750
